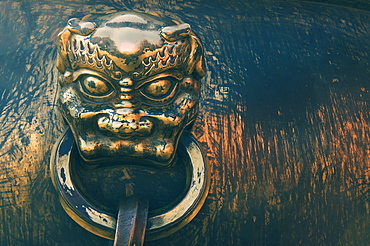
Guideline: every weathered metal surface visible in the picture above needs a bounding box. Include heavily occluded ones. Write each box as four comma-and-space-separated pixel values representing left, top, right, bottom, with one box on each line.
304, 0, 370, 11
0, 0, 369, 245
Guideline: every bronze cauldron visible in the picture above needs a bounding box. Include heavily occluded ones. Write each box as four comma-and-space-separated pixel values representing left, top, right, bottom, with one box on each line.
0, 0, 369, 245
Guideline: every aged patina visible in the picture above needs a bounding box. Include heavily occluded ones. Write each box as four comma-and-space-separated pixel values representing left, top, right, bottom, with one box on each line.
2, 1, 370, 245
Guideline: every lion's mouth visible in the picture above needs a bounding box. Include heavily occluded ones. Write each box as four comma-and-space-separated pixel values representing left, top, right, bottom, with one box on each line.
97, 116, 153, 138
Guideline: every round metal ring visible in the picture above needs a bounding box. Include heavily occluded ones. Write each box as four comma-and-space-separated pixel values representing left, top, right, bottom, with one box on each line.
50, 127, 209, 241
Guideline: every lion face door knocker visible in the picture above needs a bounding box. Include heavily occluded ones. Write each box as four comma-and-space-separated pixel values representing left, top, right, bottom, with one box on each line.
50, 11, 209, 245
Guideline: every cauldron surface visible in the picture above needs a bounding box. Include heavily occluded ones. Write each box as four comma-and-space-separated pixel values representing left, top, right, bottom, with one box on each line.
0, 0, 369, 245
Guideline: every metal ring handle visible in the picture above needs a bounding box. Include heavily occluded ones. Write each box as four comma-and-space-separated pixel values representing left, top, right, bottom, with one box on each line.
50, 127, 210, 241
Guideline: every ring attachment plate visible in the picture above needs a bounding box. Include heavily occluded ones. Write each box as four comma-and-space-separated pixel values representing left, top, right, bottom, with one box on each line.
50, 127, 209, 241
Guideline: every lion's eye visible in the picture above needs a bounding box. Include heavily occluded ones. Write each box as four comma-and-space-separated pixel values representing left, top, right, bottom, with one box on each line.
139, 76, 179, 103
81, 76, 112, 96
144, 79, 172, 97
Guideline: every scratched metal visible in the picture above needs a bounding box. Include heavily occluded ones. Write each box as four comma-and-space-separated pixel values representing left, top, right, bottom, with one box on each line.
0, 0, 369, 245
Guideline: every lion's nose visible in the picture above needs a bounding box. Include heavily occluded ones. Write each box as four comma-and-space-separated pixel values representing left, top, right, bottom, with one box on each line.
97, 112, 153, 138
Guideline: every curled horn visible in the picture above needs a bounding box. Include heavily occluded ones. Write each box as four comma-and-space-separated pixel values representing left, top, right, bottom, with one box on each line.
160, 23, 205, 80
67, 18, 96, 36
56, 18, 97, 73
160, 23, 191, 41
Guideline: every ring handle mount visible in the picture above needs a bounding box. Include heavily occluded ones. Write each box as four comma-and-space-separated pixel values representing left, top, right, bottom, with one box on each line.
53, 11, 208, 241
50, 127, 210, 241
